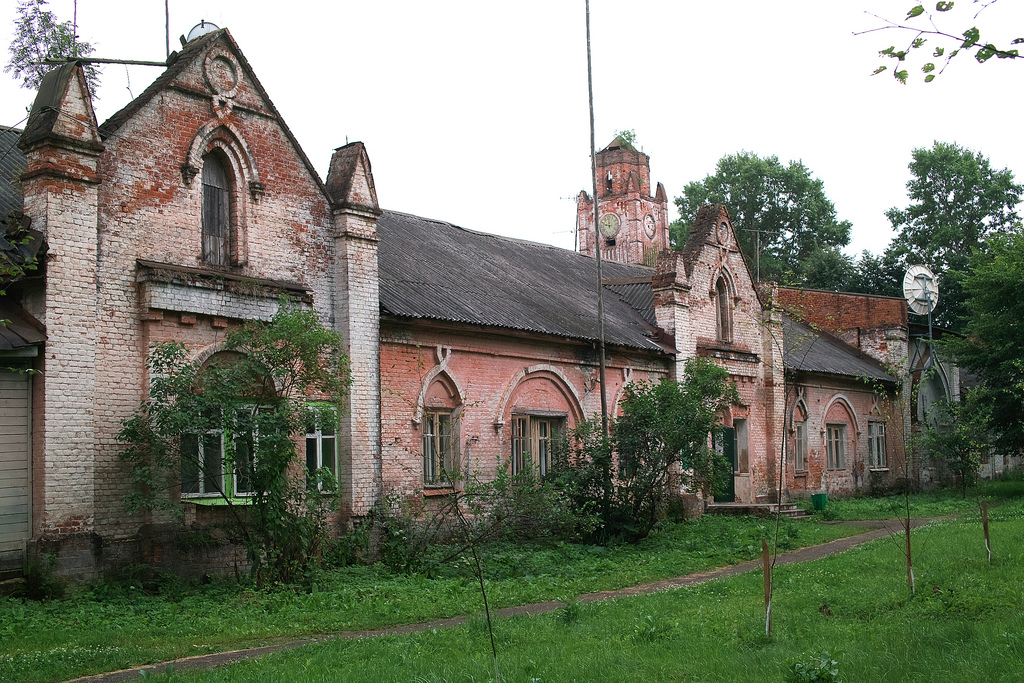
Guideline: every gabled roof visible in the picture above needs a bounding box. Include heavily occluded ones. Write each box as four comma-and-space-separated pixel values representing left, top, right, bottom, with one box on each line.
99, 29, 330, 202
782, 316, 894, 384
0, 127, 26, 218
377, 211, 670, 353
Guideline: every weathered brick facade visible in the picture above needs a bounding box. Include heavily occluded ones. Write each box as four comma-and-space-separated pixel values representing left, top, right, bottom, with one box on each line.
7, 29, 913, 580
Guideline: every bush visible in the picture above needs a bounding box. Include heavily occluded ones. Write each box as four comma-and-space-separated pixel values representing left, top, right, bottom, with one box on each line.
790, 649, 841, 683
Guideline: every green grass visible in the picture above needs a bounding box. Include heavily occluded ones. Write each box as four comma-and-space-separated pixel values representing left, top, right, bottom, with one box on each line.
0, 515, 857, 683
805, 476, 1024, 521
124, 492, 1024, 683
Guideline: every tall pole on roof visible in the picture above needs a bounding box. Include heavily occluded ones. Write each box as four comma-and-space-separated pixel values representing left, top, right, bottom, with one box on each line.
585, 0, 609, 434
166, 0, 171, 59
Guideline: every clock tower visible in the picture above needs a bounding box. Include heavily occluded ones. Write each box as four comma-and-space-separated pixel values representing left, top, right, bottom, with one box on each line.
577, 136, 670, 266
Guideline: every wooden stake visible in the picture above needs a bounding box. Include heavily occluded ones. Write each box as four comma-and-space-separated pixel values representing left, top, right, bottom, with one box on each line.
981, 501, 991, 564
762, 537, 772, 635
905, 515, 915, 595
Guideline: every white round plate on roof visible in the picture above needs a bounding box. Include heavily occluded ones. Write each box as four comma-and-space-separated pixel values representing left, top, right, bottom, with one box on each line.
187, 20, 220, 42
903, 264, 939, 315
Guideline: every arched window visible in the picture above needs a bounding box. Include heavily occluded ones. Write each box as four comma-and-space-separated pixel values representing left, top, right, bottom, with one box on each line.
202, 152, 231, 266
715, 277, 732, 343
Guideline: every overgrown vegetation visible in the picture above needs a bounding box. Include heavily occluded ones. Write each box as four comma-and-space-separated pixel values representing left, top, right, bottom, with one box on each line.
0, 513, 859, 683
118, 305, 350, 586
58, 478, 1024, 683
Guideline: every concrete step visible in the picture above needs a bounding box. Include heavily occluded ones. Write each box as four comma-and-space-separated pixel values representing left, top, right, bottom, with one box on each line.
706, 502, 812, 519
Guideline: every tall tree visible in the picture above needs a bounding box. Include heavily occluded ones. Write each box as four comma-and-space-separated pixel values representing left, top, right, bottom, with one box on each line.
943, 232, 1024, 453
674, 152, 852, 284
861, 1, 1022, 83
6, 0, 100, 94
885, 141, 1022, 330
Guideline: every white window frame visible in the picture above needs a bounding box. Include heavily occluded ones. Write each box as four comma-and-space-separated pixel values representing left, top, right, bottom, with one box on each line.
826, 424, 845, 470
511, 414, 560, 477
423, 410, 455, 485
794, 421, 807, 472
306, 408, 338, 489
181, 428, 225, 498
868, 422, 886, 469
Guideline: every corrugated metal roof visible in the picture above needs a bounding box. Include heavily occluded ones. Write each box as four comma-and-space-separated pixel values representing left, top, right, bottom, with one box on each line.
783, 316, 894, 383
0, 127, 25, 218
378, 211, 668, 353
0, 300, 45, 351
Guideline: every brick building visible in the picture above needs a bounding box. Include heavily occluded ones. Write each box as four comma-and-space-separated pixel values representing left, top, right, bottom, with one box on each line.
0, 29, 906, 578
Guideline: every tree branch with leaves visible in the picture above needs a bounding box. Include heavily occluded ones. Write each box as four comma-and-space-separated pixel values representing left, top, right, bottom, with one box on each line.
859, 1, 1022, 83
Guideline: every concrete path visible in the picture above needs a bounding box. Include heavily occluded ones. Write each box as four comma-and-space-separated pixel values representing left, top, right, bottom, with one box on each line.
66, 517, 942, 683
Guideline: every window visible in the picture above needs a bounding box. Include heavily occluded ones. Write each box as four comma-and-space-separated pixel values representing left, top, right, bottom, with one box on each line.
181, 428, 224, 497
202, 152, 231, 265
306, 409, 338, 488
423, 410, 454, 485
715, 277, 732, 343
826, 424, 845, 470
794, 421, 807, 471
868, 422, 886, 468
511, 415, 559, 477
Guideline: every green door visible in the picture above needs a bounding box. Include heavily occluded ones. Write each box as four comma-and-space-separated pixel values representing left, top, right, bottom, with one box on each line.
714, 427, 737, 503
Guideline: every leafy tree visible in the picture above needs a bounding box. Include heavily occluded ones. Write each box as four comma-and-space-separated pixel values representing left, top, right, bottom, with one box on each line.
6, 0, 100, 94
885, 141, 1022, 330
118, 305, 350, 585
862, 1, 1022, 83
851, 249, 903, 297
674, 152, 852, 284
943, 232, 1024, 452
553, 357, 738, 542
798, 246, 857, 292
920, 389, 992, 497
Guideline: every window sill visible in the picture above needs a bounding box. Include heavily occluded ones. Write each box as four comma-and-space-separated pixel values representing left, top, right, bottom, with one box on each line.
869, 467, 889, 473
183, 497, 253, 506
794, 471, 808, 477
423, 486, 456, 497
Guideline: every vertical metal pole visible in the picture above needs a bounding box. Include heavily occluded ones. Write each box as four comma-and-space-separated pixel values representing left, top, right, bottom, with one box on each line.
585, 0, 609, 433
166, 0, 171, 59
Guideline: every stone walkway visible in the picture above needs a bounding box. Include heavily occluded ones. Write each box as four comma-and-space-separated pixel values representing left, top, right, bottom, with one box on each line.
66, 517, 942, 683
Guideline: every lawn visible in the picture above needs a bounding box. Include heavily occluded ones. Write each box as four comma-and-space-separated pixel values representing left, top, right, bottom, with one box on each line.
2, 478, 1021, 683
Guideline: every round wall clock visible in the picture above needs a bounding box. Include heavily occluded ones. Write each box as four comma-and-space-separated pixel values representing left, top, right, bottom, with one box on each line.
644, 214, 656, 238
598, 213, 621, 238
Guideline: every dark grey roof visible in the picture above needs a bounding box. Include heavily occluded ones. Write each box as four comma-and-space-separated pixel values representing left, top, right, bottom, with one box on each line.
783, 317, 894, 383
0, 300, 45, 351
377, 211, 669, 353
0, 127, 25, 218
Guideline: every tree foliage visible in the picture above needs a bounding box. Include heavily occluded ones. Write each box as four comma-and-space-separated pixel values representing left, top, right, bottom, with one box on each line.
863, 1, 1022, 83
942, 232, 1024, 452
674, 152, 852, 285
920, 389, 992, 497
118, 305, 350, 585
553, 358, 738, 542
886, 141, 1022, 330
5, 0, 100, 94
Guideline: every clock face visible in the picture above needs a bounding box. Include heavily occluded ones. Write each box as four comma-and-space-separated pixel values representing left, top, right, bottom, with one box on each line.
598, 213, 621, 238
717, 221, 730, 245
644, 214, 656, 238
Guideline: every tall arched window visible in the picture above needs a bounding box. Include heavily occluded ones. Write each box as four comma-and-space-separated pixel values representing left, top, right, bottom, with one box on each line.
715, 277, 732, 343
202, 152, 231, 266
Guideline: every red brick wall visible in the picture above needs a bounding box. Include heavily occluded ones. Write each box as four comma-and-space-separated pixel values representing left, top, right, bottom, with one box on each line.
379, 322, 670, 498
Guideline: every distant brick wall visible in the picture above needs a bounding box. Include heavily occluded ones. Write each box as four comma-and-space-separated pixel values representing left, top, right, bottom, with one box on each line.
776, 287, 908, 366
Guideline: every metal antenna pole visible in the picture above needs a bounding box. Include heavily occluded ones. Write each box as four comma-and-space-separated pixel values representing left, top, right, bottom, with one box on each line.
585, 0, 609, 433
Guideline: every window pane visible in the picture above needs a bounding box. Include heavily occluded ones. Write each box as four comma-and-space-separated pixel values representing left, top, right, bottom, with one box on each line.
234, 432, 254, 495
306, 437, 318, 477
202, 432, 223, 494
181, 434, 200, 494
322, 436, 336, 477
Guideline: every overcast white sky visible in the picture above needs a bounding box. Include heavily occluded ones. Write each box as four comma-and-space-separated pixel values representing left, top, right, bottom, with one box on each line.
1, 1, 1021, 257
